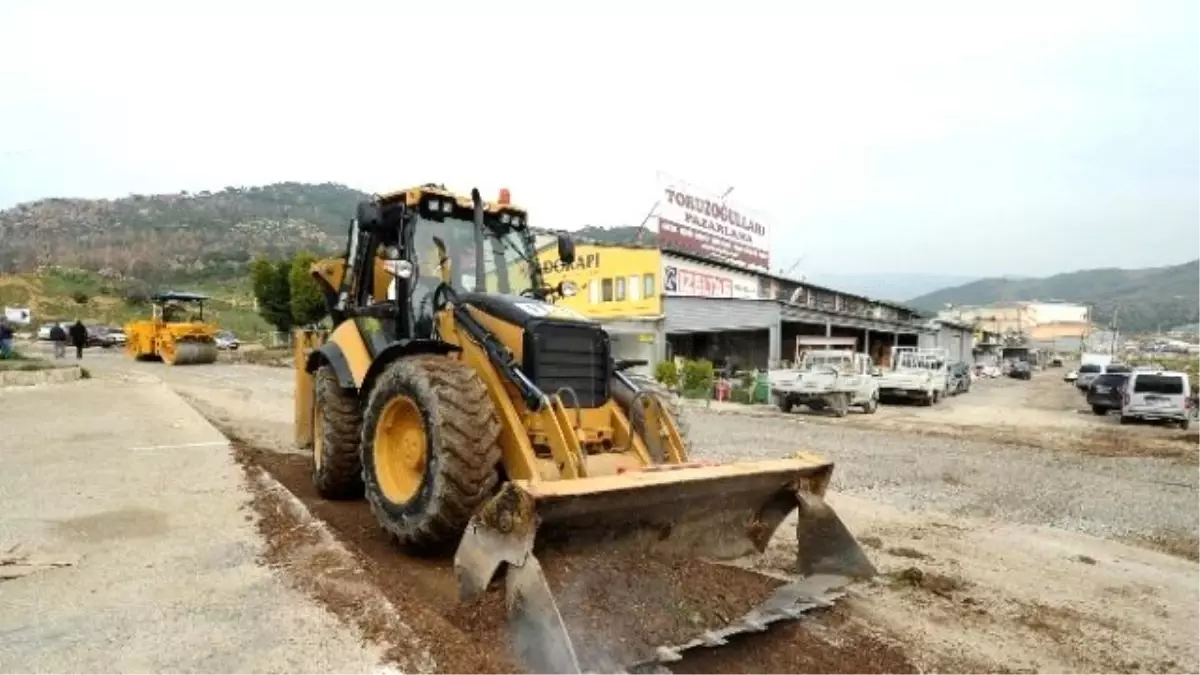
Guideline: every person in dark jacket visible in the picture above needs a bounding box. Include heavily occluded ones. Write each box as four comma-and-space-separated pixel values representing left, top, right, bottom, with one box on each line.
0, 318, 14, 359
49, 322, 68, 359
69, 320, 88, 359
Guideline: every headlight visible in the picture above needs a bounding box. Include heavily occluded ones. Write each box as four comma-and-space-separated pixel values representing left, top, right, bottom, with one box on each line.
560, 280, 578, 297
428, 199, 441, 213
382, 260, 414, 279
442, 200, 453, 213
501, 213, 511, 225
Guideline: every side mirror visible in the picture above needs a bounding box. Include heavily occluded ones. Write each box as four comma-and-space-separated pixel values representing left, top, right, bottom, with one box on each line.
557, 233, 576, 266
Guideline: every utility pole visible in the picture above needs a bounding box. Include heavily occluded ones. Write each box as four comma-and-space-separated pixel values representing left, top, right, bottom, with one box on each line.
1110, 305, 1120, 356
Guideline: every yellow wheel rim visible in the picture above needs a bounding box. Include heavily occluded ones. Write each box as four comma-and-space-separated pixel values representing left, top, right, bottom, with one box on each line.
373, 396, 427, 504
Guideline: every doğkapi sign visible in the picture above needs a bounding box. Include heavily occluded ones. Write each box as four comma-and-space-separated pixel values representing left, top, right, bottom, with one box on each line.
657, 179, 770, 270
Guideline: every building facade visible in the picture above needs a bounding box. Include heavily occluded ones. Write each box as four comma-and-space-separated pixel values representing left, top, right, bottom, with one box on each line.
534, 235, 938, 374
939, 301, 1090, 354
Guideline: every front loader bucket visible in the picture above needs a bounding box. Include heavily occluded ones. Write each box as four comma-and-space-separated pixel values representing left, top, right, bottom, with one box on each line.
454, 456, 876, 673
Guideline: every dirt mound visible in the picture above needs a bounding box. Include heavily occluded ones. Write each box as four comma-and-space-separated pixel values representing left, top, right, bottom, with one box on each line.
229, 437, 915, 674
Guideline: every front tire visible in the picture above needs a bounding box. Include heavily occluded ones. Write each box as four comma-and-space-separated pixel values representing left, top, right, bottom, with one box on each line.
312, 364, 364, 499
613, 374, 690, 462
863, 393, 879, 414
361, 355, 502, 552
1091, 405, 1108, 416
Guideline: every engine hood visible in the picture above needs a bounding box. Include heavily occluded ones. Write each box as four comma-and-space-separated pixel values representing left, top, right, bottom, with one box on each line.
458, 292, 598, 329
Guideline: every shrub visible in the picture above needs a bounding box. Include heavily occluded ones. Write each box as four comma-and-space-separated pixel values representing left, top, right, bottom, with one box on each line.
654, 360, 679, 388
71, 291, 89, 305
680, 358, 715, 393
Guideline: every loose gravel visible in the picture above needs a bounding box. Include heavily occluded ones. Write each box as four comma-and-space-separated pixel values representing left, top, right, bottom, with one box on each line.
680, 408, 1199, 543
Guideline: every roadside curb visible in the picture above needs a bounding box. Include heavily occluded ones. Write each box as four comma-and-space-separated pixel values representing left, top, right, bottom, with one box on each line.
242, 466, 431, 674
0, 365, 84, 387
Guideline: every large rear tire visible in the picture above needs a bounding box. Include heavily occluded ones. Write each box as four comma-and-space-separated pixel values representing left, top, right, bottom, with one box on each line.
312, 364, 364, 499
361, 354, 502, 552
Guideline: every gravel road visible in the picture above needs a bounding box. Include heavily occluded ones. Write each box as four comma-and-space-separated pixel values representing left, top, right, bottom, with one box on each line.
685, 409, 1198, 541
65, 346, 1200, 673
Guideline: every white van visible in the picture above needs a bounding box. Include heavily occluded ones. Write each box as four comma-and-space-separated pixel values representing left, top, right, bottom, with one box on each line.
1120, 371, 1193, 430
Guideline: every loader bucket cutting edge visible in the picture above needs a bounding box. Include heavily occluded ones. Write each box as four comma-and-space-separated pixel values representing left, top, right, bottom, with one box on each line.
453, 458, 876, 674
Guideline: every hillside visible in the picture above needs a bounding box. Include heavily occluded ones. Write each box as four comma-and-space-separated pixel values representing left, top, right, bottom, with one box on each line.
908, 260, 1200, 333
0, 182, 367, 282
0, 268, 273, 338
804, 273, 979, 303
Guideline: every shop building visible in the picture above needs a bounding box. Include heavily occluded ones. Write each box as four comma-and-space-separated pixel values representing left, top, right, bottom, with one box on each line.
534, 236, 937, 374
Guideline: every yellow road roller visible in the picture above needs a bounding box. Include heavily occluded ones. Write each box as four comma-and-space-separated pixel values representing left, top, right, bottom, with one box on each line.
125, 291, 219, 366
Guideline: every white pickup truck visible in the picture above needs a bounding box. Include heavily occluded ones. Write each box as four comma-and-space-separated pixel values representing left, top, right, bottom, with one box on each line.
769, 344, 880, 417
877, 347, 948, 406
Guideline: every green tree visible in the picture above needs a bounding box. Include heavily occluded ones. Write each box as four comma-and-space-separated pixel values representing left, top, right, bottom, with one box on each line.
288, 252, 327, 327
250, 257, 292, 332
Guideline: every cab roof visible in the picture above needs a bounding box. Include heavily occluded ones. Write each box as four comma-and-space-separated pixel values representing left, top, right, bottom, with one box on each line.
374, 184, 526, 214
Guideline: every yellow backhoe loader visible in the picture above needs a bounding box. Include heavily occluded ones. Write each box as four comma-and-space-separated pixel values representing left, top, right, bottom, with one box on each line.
292, 184, 875, 673
125, 291, 219, 365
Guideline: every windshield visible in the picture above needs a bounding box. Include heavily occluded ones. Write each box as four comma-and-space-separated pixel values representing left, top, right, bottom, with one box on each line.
1079, 364, 1102, 374
409, 216, 540, 295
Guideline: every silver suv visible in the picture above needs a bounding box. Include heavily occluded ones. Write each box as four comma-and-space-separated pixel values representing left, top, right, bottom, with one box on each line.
1120, 371, 1193, 430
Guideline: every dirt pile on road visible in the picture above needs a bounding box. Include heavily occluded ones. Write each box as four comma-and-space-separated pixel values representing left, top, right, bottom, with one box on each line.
229, 435, 916, 674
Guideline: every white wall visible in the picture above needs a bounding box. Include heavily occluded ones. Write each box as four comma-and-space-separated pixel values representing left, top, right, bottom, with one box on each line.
662, 255, 759, 300
1028, 303, 1089, 324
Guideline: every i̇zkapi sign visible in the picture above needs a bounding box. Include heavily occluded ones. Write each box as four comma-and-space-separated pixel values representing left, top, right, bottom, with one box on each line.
656, 181, 770, 270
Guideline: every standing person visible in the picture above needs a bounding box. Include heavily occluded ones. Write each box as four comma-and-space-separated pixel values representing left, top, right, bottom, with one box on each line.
49, 322, 67, 359
69, 320, 88, 360
0, 318, 13, 359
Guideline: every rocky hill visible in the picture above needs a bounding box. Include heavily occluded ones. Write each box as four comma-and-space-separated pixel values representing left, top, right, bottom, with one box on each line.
0, 182, 367, 283
909, 260, 1200, 333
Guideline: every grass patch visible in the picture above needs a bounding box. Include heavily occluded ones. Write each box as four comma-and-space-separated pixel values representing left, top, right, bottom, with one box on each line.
0, 351, 56, 371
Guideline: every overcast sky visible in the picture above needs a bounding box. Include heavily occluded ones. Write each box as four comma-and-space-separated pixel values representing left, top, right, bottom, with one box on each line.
1, 0, 1196, 278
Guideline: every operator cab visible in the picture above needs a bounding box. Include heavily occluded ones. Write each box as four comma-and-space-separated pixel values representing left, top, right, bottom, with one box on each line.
336, 185, 577, 341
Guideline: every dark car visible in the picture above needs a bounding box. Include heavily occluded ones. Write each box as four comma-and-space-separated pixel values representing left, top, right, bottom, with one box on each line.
1008, 360, 1033, 380
1087, 372, 1130, 415
85, 324, 109, 347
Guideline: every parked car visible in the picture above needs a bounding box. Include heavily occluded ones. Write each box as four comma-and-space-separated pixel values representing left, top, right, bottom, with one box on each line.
214, 331, 239, 350
1077, 362, 1130, 392
1086, 372, 1130, 415
1075, 363, 1104, 391
37, 321, 67, 341
85, 324, 111, 348
1049, 356, 1064, 367
1064, 369, 1078, 382
1120, 370, 1193, 430
106, 326, 127, 346
1008, 360, 1033, 380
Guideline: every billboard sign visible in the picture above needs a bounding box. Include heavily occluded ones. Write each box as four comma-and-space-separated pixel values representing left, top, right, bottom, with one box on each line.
4, 307, 31, 324
656, 178, 770, 270
662, 257, 759, 300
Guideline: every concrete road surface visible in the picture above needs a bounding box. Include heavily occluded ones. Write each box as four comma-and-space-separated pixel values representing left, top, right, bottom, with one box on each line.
0, 378, 390, 673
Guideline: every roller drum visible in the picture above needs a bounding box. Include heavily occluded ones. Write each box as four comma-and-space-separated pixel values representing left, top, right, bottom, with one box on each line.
169, 340, 218, 366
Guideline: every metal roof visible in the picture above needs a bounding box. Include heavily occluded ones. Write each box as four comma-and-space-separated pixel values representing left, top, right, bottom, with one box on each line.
152, 291, 211, 302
